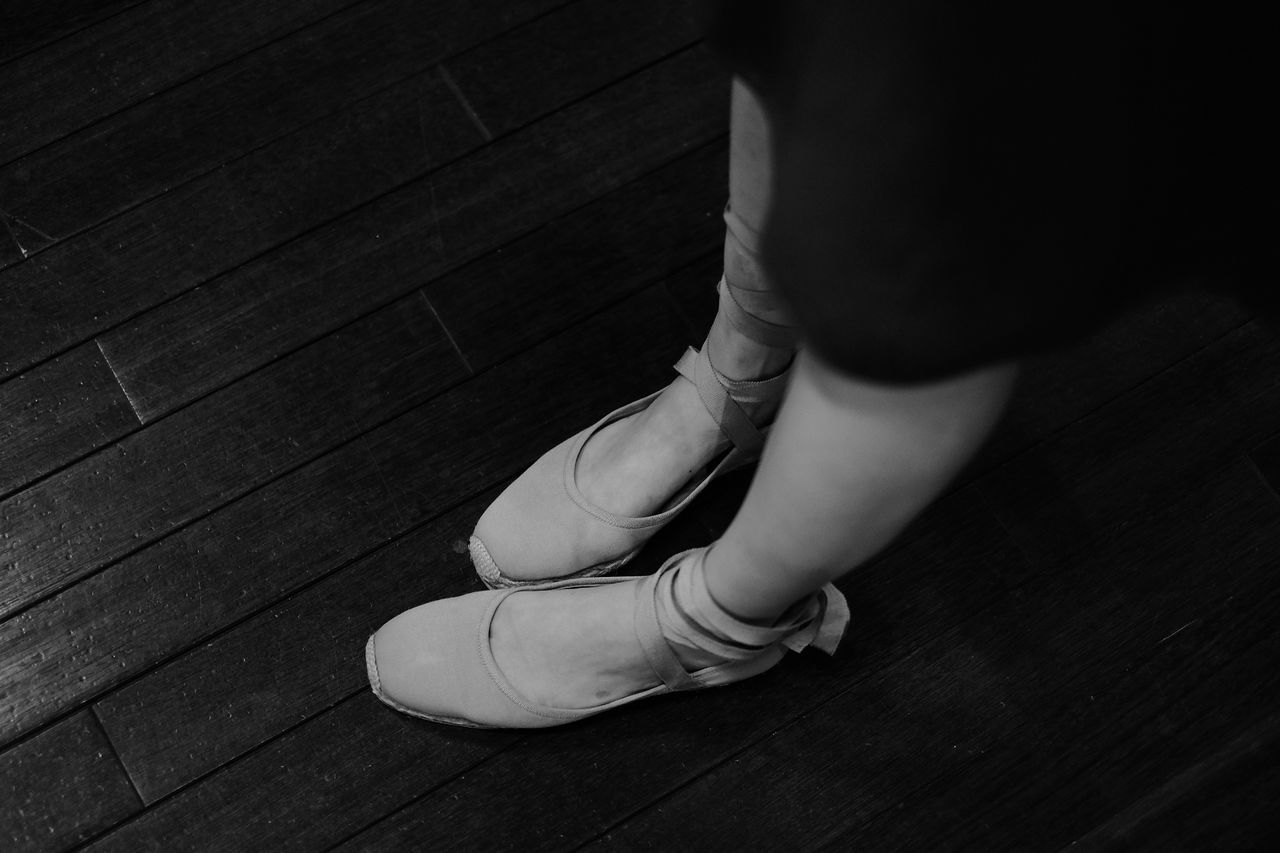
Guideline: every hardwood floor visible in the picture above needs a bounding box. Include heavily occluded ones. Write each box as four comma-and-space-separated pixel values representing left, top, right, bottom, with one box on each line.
2, 2, 1278, 850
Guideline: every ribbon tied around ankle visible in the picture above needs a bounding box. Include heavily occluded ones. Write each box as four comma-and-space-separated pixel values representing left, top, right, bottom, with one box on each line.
651, 546, 850, 665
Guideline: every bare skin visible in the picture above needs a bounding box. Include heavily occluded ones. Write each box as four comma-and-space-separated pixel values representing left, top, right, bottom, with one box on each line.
574, 307, 794, 518
575, 76, 788, 520
491, 351, 1017, 709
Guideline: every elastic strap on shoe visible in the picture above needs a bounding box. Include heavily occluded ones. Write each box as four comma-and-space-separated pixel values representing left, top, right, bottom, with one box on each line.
648, 547, 850, 666
674, 347, 769, 455
721, 204, 800, 349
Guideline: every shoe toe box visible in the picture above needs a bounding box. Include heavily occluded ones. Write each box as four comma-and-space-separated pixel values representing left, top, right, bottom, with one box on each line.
469, 436, 607, 583
367, 592, 502, 727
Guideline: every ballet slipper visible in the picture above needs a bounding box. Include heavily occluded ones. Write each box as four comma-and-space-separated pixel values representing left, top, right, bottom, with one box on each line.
470, 276, 796, 588
367, 546, 849, 729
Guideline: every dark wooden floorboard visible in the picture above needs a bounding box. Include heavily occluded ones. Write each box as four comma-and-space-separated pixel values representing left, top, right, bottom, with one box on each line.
0, 0, 560, 256
0, 296, 462, 739
0, 43, 723, 389
444, 0, 699, 139
0, 0, 145, 67
0, 69, 479, 381
92, 42, 723, 423
1066, 712, 1280, 852
425, 139, 727, 371
0, 0, 363, 166
0, 343, 138, 498
0, 295, 463, 626
4, 1, 1278, 849
0, 208, 55, 261
0, 712, 139, 852
86, 691, 521, 852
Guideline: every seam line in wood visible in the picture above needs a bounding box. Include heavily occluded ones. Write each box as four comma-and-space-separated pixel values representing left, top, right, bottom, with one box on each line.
95, 338, 146, 424
437, 63, 493, 142
419, 290, 473, 374
89, 705, 147, 808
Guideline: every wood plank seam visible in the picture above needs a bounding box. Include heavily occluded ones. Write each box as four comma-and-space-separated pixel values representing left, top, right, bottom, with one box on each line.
417, 291, 473, 375
0, 125, 727, 507
0, 1, 151, 71
0, 207, 53, 258
437, 64, 493, 143
0, 0, 680, 278
0, 21, 519, 276
80, 686, 515, 847
326, 736, 531, 850
0, 108, 724, 620
0, 457, 495, 768
0, 41, 713, 389
88, 706, 145, 809
0, 47, 452, 274
92, 339, 145, 424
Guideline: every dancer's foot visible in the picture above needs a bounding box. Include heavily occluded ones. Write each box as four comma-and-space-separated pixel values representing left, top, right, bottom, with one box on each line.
488, 576, 723, 708
575, 309, 793, 518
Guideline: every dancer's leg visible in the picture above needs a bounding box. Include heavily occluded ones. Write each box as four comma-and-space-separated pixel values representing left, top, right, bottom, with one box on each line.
572, 78, 793, 517
704, 350, 1017, 622
487, 351, 1016, 709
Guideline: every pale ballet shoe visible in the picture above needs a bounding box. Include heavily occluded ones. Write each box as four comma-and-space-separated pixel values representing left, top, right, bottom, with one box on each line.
470, 277, 796, 588
367, 547, 850, 729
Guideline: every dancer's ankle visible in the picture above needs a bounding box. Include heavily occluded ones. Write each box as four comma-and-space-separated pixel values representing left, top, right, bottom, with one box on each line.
707, 310, 795, 382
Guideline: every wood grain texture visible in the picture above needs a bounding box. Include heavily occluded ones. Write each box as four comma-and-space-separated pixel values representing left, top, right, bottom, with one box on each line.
426, 138, 727, 370
87, 691, 519, 852
0, 712, 139, 851
0, 430, 400, 748
1067, 713, 1280, 852
0, 68, 478, 382
0, 295, 464, 625
0, 0, 560, 250
444, 0, 700, 138
0, 0, 144, 66
90, 47, 727, 420
0, 0, 362, 165
0, 343, 137, 498
0, 45, 725, 391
